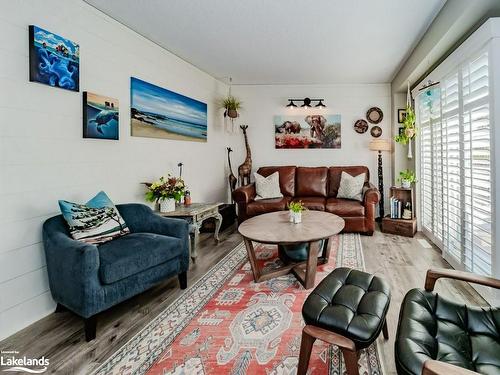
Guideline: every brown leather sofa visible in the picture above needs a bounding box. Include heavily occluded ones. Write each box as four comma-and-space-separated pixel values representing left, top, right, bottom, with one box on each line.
232, 166, 380, 235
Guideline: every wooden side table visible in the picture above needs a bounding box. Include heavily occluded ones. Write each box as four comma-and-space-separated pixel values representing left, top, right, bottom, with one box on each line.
156, 203, 223, 261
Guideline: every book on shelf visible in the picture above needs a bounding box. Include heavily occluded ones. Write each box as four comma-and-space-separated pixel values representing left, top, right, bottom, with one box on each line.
390, 197, 403, 219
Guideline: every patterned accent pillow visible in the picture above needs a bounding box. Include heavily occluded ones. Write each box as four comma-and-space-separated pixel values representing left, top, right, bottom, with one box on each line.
58, 191, 130, 244
254, 172, 283, 200
336, 171, 366, 201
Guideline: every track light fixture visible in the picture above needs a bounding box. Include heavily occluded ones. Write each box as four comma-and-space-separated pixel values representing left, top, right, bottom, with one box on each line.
286, 97, 326, 108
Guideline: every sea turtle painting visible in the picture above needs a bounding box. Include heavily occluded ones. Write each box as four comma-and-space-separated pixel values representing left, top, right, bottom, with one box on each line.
90, 110, 119, 134
83, 92, 119, 140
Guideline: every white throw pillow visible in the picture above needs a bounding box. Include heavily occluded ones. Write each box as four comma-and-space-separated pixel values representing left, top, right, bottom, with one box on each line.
336, 171, 366, 201
254, 172, 283, 200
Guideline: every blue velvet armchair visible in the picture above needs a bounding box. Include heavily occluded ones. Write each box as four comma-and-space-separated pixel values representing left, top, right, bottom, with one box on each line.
42, 203, 189, 341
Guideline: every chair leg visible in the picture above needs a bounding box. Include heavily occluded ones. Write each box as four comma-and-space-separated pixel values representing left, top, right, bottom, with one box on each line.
297, 327, 317, 375
178, 271, 187, 289
341, 348, 360, 375
84, 316, 97, 342
382, 318, 389, 340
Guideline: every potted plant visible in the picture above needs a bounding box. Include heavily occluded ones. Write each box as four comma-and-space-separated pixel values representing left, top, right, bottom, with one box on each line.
145, 174, 186, 213
218, 95, 242, 119
398, 169, 417, 189
288, 201, 307, 224
394, 105, 416, 145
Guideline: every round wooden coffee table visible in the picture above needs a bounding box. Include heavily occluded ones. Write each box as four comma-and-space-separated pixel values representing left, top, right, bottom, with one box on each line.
238, 211, 345, 289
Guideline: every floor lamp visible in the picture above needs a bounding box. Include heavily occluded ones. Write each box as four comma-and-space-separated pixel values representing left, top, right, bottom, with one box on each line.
369, 139, 391, 220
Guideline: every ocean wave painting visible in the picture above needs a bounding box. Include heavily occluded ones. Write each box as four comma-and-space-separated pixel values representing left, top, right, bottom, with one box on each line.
29, 25, 80, 91
83, 92, 119, 140
130, 77, 208, 142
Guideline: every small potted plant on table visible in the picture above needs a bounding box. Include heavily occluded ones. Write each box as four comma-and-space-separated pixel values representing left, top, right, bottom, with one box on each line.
288, 201, 306, 224
145, 174, 186, 213
398, 169, 417, 189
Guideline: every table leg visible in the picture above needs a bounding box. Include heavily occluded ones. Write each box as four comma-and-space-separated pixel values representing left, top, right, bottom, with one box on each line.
243, 237, 261, 281
214, 212, 223, 242
322, 236, 334, 263
305, 240, 320, 289
190, 222, 200, 261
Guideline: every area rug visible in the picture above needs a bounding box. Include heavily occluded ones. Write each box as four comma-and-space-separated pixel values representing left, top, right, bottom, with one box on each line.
93, 234, 384, 375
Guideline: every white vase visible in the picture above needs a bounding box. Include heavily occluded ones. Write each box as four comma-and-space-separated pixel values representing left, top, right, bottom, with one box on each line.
160, 198, 176, 213
401, 179, 411, 189
407, 139, 413, 159
289, 211, 302, 224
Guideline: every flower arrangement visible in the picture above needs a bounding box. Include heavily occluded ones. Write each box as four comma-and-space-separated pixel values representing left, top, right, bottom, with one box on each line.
145, 174, 186, 203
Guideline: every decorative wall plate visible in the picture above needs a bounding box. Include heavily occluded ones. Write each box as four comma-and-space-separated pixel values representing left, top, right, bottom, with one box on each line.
370, 126, 382, 138
354, 119, 368, 134
366, 107, 383, 124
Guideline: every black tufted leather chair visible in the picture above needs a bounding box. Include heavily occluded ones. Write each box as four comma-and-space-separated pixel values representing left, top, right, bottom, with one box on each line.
298, 267, 391, 375
395, 268, 500, 375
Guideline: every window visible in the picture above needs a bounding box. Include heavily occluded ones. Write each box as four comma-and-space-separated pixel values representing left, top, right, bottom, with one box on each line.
417, 50, 492, 276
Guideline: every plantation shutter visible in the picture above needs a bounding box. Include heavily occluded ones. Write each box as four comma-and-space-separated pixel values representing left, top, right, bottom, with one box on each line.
417, 49, 492, 276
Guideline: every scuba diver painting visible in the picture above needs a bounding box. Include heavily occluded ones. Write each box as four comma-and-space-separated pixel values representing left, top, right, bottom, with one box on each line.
29, 25, 80, 91
83, 92, 119, 140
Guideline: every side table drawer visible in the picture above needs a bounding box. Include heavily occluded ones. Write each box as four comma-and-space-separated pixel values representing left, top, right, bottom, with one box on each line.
195, 208, 218, 222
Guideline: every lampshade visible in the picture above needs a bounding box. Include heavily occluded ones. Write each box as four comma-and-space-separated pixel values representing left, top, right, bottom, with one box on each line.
369, 138, 391, 151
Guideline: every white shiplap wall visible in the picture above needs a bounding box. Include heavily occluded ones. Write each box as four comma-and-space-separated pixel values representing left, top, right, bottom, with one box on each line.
0, 0, 228, 340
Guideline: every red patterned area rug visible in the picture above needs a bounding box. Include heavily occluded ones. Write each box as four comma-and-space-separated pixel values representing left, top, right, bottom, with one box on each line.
93, 234, 384, 375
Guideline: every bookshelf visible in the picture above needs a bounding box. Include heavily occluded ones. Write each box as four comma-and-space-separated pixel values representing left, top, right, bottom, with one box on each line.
381, 187, 417, 237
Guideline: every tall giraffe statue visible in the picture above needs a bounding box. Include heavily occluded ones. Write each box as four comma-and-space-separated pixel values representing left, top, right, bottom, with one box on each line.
226, 147, 237, 194
238, 125, 252, 186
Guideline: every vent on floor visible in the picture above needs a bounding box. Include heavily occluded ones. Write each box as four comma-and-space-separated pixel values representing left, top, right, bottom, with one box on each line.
417, 238, 432, 248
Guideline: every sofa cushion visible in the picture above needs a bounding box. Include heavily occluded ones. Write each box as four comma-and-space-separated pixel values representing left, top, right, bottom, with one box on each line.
395, 288, 500, 375
98, 233, 183, 284
292, 197, 326, 211
337, 171, 366, 201
247, 197, 291, 216
296, 167, 328, 197
328, 166, 369, 197
254, 172, 283, 200
58, 191, 130, 244
326, 198, 365, 217
257, 166, 296, 196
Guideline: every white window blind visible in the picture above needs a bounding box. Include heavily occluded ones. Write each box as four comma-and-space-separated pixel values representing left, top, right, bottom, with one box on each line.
418, 50, 492, 276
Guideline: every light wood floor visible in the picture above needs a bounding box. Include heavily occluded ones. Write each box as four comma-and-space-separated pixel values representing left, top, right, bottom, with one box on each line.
0, 226, 486, 375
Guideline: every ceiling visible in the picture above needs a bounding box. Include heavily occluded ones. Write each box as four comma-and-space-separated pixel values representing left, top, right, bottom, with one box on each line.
85, 0, 446, 85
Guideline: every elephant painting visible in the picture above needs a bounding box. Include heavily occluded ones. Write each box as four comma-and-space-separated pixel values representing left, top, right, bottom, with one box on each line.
274, 114, 341, 149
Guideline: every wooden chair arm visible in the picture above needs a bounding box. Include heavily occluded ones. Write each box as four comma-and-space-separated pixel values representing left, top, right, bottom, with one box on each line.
422, 360, 480, 375
425, 268, 500, 292
303, 325, 356, 351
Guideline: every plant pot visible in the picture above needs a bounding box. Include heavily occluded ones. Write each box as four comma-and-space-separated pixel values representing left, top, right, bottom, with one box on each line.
289, 211, 302, 224
227, 109, 238, 119
401, 179, 411, 189
159, 198, 176, 213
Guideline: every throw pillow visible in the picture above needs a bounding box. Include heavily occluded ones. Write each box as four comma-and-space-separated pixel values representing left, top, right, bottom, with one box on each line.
58, 191, 130, 244
254, 172, 283, 200
336, 171, 366, 201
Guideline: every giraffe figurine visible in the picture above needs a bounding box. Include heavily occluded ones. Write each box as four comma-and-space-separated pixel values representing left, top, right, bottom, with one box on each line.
227, 147, 237, 194
238, 125, 252, 186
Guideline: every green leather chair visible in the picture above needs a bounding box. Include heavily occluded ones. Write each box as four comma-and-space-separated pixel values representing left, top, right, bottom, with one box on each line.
395, 268, 500, 375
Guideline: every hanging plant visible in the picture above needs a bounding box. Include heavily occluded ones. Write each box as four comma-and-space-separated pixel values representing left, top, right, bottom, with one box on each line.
218, 95, 243, 119
394, 104, 416, 145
